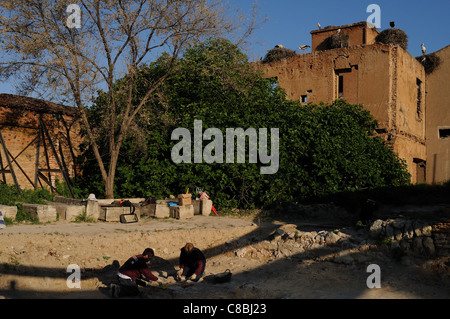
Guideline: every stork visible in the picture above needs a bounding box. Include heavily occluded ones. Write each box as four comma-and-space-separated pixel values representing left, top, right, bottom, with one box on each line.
274, 44, 284, 49
421, 43, 426, 56
317, 22, 321, 30
390, 21, 395, 28
336, 28, 341, 34
299, 45, 310, 53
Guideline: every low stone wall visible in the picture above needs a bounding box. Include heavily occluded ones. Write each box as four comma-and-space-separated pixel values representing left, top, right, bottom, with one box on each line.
369, 218, 450, 257
432, 222, 450, 257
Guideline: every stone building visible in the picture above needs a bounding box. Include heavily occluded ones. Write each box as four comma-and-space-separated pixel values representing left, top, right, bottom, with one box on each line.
0, 93, 81, 194
258, 21, 448, 184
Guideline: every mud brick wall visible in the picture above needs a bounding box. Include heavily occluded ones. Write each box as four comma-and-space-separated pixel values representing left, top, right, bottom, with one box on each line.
0, 97, 82, 190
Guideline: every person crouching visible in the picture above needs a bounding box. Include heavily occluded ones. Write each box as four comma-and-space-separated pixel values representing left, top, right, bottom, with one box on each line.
177, 243, 206, 282
111, 248, 159, 297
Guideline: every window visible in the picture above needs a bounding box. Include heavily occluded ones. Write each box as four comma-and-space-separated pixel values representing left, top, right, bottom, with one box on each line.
335, 68, 352, 100
416, 78, 423, 120
338, 75, 344, 98
439, 128, 450, 139
301, 95, 307, 103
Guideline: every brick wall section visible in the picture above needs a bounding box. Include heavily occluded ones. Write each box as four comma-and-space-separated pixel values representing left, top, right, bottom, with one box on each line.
0, 94, 82, 190
432, 221, 450, 256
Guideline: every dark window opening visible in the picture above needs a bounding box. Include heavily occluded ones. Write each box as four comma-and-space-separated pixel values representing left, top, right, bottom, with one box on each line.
336, 68, 351, 100
301, 95, 307, 103
439, 128, 450, 139
413, 158, 426, 184
416, 78, 422, 120
338, 76, 344, 98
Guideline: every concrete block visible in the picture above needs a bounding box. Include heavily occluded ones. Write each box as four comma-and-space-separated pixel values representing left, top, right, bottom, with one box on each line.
155, 204, 170, 218
201, 200, 213, 216
65, 205, 86, 222
170, 205, 194, 219
85, 200, 100, 221
97, 198, 145, 206
48, 202, 68, 220
0, 205, 17, 220
101, 207, 129, 222
192, 200, 201, 215
22, 204, 57, 223
140, 204, 157, 217
53, 196, 84, 206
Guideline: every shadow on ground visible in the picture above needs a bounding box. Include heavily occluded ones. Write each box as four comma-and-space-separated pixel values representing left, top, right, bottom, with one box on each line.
1, 204, 449, 299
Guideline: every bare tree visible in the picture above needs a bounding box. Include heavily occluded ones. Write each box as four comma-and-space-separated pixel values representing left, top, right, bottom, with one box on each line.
0, 0, 258, 198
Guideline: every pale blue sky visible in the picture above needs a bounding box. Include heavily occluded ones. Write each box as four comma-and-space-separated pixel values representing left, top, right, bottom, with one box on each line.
1, 0, 449, 96
236, 0, 450, 60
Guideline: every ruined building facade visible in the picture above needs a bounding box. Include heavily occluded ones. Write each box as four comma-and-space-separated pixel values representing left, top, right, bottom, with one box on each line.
0, 94, 82, 194
258, 22, 449, 184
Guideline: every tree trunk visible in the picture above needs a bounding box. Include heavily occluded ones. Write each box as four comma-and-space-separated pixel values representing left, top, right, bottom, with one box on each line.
104, 145, 121, 199
104, 175, 115, 199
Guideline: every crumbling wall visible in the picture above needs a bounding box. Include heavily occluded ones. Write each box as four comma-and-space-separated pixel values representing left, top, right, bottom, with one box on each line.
0, 96, 82, 190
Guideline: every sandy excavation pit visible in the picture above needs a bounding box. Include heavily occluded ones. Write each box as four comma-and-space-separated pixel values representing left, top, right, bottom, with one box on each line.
0, 210, 449, 299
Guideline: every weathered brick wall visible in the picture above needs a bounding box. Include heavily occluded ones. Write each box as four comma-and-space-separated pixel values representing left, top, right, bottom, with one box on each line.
0, 106, 82, 190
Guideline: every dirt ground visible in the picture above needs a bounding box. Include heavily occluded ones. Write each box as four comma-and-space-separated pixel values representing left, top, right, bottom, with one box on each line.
0, 212, 449, 299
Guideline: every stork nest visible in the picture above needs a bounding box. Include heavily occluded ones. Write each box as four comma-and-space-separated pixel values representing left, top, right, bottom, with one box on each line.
375, 28, 408, 50
262, 47, 296, 64
416, 53, 441, 74
316, 33, 349, 51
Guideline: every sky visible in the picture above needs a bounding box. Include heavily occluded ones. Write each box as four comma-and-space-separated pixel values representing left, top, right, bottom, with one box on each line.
234, 0, 450, 60
1, 0, 449, 96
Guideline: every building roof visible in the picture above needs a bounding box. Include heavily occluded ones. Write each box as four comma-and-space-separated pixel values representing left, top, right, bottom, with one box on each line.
432, 44, 450, 55
0, 93, 78, 116
311, 21, 379, 35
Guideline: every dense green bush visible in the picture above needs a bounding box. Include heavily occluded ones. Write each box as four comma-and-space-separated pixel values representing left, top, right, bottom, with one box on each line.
75, 38, 411, 209
0, 183, 54, 206
0, 182, 54, 222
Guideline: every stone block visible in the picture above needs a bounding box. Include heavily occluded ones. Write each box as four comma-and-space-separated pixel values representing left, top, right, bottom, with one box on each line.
53, 196, 84, 206
22, 203, 57, 223
101, 206, 130, 222
0, 204, 18, 220
48, 202, 68, 220
201, 200, 213, 216
154, 204, 170, 218
85, 200, 100, 221
65, 205, 86, 222
140, 203, 156, 217
170, 205, 194, 219
192, 200, 212, 216
192, 200, 201, 215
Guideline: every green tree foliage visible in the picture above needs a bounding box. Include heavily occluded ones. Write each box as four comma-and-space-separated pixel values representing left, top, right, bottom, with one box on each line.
76, 38, 410, 208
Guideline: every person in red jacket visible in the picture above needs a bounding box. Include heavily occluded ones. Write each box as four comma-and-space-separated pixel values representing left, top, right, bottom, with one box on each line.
111, 248, 159, 297
177, 243, 206, 282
